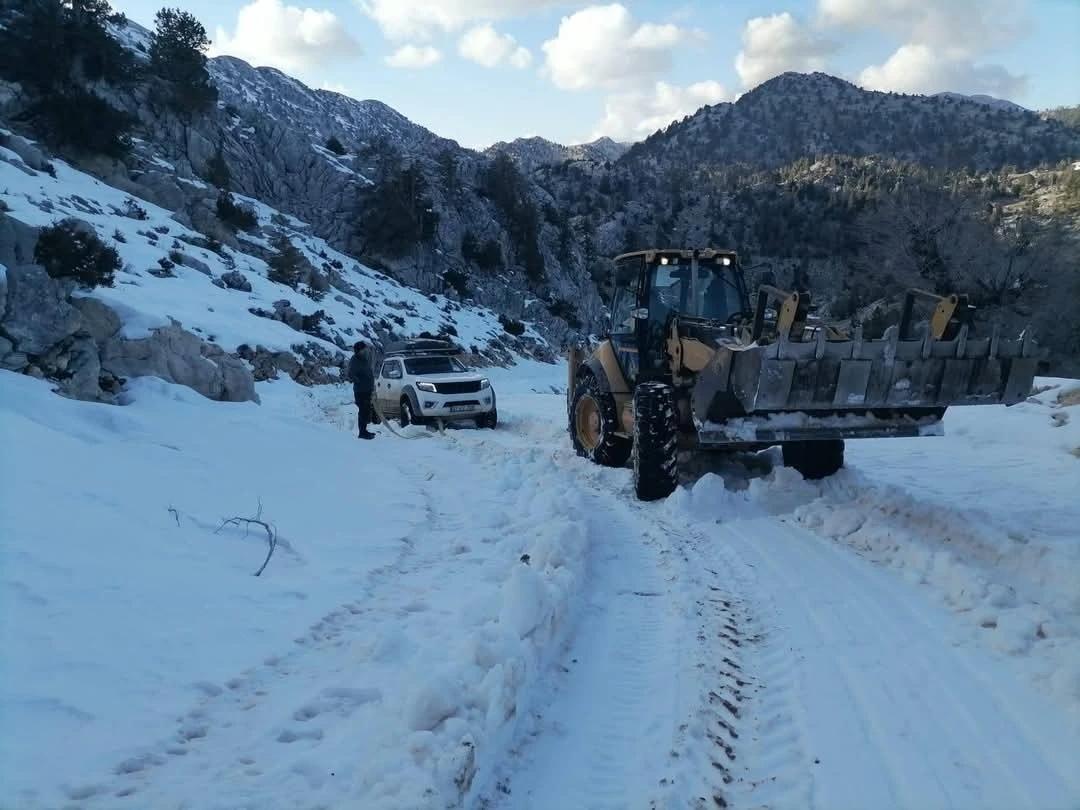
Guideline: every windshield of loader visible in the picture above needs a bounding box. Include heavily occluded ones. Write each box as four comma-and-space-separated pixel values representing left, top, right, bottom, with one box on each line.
650, 255, 745, 322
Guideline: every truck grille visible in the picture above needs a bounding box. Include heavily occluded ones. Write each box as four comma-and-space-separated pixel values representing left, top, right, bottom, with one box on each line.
434, 380, 482, 394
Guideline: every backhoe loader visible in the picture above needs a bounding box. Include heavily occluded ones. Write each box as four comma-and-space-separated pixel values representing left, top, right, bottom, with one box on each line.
567, 248, 1042, 501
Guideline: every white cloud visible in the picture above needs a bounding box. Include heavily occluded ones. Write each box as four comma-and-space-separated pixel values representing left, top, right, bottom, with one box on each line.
858, 44, 1028, 98
816, 0, 1029, 57
734, 12, 837, 90
384, 44, 442, 68
458, 24, 532, 69
815, 0, 1031, 101
357, 0, 565, 41
592, 80, 730, 141
210, 0, 361, 72
541, 4, 707, 92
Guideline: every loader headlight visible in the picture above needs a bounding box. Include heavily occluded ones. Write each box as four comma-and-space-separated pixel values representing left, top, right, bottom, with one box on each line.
416, 381, 437, 392
480, 378, 490, 389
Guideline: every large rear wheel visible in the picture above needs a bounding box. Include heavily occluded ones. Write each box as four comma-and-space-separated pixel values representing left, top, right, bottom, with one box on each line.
569, 374, 631, 467
632, 381, 679, 501
781, 439, 844, 479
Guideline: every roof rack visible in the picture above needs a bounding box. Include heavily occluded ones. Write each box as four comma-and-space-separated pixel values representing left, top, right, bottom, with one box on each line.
382, 338, 462, 358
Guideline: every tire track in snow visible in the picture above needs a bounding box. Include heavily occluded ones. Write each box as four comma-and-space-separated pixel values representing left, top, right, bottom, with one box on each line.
647, 516, 813, 810
722, 516, 1080, 810
476, 502, 683, 810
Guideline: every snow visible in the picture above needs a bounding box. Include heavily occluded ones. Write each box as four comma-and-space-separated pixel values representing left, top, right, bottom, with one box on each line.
2, 362, 1079, 808
0, 367, 586, 809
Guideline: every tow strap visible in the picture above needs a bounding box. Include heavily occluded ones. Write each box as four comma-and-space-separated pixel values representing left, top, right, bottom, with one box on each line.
368, 395, 446, 439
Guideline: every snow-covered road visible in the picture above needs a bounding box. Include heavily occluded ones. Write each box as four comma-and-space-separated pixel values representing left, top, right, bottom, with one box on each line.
463, 372, 1080, 810
3, 365, 1078, 810
471, 406, 1080, 810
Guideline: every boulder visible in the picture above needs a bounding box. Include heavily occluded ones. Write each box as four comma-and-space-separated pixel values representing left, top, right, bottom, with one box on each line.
70, 296, 122, 343
221, 270, 252, 292
132, 169, 187, 212
173, 251, 212, 276
0, 215, 39, 270
0, 264, 84, 355
0, 334, 28, 371
101, 322, 258, 403
272, 299, 304, 331
203, 342, 259, 403
57, 336, 105, 401
3, 134, 51, 173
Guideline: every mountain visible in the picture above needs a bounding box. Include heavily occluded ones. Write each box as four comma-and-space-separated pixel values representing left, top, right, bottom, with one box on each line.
485, 135, 630, 172
934, 92, 1028, 113
1042, 105, 1080, 129
117, 52, 608, 340
0, 5, 607, 350
623, 72, 1080, 171
2, 3, 1078, 390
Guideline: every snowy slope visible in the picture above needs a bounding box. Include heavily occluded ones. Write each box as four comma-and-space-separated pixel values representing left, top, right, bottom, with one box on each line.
2, 359, 1078, 808
0, 129, 546, 370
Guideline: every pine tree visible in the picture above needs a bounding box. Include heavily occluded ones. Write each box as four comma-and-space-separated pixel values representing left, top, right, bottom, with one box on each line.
149, 7, 217, 114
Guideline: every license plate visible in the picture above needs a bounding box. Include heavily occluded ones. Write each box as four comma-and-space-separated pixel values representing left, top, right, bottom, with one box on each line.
450, 404, 472, 412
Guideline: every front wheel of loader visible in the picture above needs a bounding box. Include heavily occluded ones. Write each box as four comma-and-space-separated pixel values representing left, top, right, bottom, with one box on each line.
782, 439, 845, 480
569, 375, 631, 467
632, 382, 679, 501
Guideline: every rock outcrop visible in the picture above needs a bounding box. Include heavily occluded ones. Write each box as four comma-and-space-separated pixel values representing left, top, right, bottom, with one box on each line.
0, 251, 259, 405
100, 322, 257, 403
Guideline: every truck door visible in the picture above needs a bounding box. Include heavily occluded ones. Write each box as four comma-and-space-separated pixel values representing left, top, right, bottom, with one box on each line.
378, 360, 403, 410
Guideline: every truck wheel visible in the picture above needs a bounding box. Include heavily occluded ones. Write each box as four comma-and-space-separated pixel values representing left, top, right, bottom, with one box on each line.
569, 374, 631, 467
632, 381, 679, 501
400, 396, 425, 427
475, 407, 498, 429
782, 439, 844, 480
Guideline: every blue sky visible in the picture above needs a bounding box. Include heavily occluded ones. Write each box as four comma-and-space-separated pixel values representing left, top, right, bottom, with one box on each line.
110, 0, 1080, 149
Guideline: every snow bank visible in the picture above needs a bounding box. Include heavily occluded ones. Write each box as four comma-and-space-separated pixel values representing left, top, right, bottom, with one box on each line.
0, 369, 590, 809
663, 377, 1080, 716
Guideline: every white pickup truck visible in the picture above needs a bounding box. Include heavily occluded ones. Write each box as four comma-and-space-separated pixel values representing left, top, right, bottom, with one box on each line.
373, 339, 498, 428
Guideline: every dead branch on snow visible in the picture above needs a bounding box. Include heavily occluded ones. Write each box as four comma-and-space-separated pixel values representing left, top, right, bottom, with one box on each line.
215, 497, 278, 577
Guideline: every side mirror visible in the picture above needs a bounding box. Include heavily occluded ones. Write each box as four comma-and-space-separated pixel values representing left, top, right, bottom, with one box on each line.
631, 307, 649, 320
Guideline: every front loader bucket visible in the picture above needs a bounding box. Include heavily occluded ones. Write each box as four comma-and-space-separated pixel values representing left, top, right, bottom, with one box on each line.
691, 322, 1041, 439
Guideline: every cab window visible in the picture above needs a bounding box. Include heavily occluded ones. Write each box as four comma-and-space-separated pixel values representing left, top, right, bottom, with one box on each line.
610, 255, 642, 335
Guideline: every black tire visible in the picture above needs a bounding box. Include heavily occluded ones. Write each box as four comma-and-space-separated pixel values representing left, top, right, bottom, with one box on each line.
400, 396, 424, 427
632, 381, 679, 501
475, 407, 498, 429
781, 439, 844, 480
569, 374, 631, 467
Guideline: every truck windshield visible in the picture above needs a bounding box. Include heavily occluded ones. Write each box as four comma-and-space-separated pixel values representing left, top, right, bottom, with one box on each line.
404, 356, 466, 375
650, 260, 744, 322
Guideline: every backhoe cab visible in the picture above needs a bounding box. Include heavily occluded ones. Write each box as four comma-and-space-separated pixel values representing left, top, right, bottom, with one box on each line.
567, 247, 1042, 501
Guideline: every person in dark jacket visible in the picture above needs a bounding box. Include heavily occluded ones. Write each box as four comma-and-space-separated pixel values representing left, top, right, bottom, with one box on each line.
348, 341, 376, 439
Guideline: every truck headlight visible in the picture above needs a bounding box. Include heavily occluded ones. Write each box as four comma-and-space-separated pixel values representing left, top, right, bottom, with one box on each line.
480, 378, 490, 389
416, 381, 437, 393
